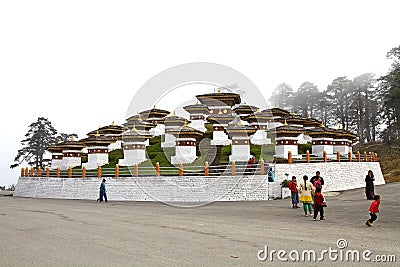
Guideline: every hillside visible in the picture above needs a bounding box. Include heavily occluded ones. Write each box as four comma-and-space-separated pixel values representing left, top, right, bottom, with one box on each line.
354, 139, 400, 182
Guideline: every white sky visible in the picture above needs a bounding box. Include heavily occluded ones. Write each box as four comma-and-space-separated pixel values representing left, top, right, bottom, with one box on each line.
0, 0, 398, 186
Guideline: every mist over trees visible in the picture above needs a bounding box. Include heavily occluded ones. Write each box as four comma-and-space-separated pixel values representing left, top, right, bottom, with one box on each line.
269, 45, 400, 144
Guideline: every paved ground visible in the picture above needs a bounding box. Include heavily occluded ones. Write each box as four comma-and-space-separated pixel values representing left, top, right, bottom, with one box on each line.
0, 183, 399, 266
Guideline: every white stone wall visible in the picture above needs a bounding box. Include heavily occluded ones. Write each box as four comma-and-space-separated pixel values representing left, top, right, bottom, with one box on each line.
250, 130, 271, 145
50, 158, 62, 170
119, 148, 146, 166
149, 124, 165, 137
14, 175, 269, 202
161, 133, 176, 148
14, 162, 385, 202
171, 145, 197, 164
211, 130, 231, 146
268, 162, 385, 198
189, 120, 207, 133
333, 139, 352, 155
108, 141, 122, 151
312, 138, 334, 155
230, 145, 251, 162
61, 157, 81, 170
83, 153, 109, 170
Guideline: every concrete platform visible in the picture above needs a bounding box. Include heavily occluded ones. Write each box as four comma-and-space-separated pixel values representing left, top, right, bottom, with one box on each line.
1, 183, 399, 266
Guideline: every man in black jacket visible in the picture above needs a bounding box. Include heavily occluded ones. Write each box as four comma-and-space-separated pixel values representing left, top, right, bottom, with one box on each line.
310, 171, 324, 186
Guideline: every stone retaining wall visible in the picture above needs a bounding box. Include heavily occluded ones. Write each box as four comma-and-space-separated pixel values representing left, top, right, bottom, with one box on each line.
14, 175, 269, 202
14, 162, 385, 202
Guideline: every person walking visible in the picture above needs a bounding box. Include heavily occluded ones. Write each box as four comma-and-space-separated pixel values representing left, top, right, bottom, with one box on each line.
313, 187, 325, 221
97, 178, 108, 203
366, 195, 380, 226
289, 176, 300, 208
365, 170, 375, 200
297, 175, 314, 217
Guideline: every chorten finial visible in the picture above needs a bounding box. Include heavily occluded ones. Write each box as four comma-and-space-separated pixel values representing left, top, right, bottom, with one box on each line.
284, 119, 288, 126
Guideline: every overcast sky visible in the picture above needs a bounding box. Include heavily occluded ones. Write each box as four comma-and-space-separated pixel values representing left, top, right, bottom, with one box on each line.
1, 0, 398, 186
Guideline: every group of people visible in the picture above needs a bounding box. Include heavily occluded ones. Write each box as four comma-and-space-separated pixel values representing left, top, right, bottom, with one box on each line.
287, 170, 381, 226
288, 171, 326, 221
96, 169, 381, 227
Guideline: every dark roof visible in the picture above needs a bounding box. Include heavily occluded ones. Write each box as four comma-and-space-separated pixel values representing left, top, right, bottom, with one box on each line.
262, 107, 290, 117
168, 125, 204, 138
139, 108, 170, 119
206, 114, 236, 124
183, 103, 209, 114
233, 103, 259, 115
196, 92, 241, 107
268, 125, 306, 135
227, 123, 257, 137
87, 123, 124, 136
164, 115, 190, 126
80, 135, 113, 147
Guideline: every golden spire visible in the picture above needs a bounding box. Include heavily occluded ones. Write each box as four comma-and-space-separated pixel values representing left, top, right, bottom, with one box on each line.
238, 120, 243, 126
291, 109, 296, 116
217, 88, 221, 93
183, 120, 188, 127
153, 105, 156, 109
112, 120, 115, 126
273, 104, 277, 108
321, 122, 325, 128
307, 112, 311, 119
71, 135, 76, 141
132, 125, 137, 131
283, 119, 288, 126
95, 130, 100, 137
218, 109, 223, 115
244, 101, 247, 105
173, 110, 176, 116
337, 123, 342, 129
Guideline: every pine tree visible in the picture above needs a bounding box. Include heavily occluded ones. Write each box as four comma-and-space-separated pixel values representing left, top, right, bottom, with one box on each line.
11, 117, 58, 169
